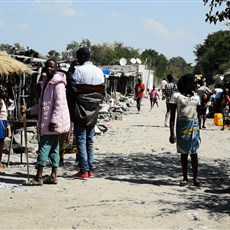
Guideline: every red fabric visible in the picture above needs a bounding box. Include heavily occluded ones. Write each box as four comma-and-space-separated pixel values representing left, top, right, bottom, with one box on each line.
135, 83, 145, 98
226, 95, 230, 106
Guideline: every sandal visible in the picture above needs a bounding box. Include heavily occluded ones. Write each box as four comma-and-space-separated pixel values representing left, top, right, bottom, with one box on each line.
179, 180, 188, 187
43, 176, 58, 185
23, 177, 43, 186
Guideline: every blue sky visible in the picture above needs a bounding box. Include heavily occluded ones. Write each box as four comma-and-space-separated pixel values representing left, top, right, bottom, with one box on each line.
0, 0, 227, 65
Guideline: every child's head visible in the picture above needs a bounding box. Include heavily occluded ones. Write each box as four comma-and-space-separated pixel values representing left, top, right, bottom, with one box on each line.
166, 74, 173, 82
177, 73, 197, 94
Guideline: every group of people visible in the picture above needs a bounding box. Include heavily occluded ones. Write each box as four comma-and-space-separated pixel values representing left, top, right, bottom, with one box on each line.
1, 49, 229, 188
139, 72, 229, 187
134, 79, 160, 112
19, 47, 105, 185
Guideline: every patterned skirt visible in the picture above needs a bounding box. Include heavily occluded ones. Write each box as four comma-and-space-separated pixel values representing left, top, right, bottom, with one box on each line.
176, 117, 200, 154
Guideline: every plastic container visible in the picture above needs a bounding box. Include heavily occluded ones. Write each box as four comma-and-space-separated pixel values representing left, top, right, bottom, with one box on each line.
214, 113, 223, 126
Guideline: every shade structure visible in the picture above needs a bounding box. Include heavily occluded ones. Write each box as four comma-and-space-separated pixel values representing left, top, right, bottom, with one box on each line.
0, 51, 32, 79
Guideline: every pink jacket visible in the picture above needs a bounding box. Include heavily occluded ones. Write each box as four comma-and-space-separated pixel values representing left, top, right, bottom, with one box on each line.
30, 72, 70, 135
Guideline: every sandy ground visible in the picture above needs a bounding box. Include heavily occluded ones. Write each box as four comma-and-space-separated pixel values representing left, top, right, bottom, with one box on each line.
0, 96, 229, 229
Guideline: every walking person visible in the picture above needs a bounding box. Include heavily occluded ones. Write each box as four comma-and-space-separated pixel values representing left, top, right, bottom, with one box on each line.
25, 59, 70, 185
169, 73, 201, 187
196, 77, 212, 129
0, 86, 8, 171
134, 78, 145, 113
67, 47, 105, 180
149, 85, 160, 109
163, 74, 177, 127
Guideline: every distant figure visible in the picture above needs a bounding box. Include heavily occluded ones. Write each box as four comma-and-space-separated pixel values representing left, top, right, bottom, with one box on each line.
163, 74, 177, 127
161, 78, 167, 98
0, 86, 8, 171
149, 85, 160, 109
213, 84, 223, 114
220, 88, 230, 131
25, 59, 71, 185
196, 78, 212, 129
67, 47, 105, 180
134, 78, 145, 113
169, 73, 201, 187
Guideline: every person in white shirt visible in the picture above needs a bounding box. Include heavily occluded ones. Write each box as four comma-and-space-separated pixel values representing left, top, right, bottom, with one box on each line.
67, 47, 105, 180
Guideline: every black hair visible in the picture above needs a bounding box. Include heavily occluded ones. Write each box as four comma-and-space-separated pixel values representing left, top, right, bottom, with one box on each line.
167, 74, 173, 82
76, 47, 90, 59
177, 73, 196, 94
45, 58, 57, 66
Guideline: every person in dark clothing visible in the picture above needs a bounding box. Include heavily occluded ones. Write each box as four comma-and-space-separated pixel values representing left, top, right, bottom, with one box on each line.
67, 47, 105, 180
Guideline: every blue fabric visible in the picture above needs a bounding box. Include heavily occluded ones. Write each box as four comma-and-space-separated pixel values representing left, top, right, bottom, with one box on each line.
176, 117, 200, 154
37, 135, 60, 167
0, 120, 7, 139
75, 125, 95, 173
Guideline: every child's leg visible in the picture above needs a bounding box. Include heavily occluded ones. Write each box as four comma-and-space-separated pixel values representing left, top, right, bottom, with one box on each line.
181, 154, 188, 182
191, 153, 200, 186
181, 154, 188, 181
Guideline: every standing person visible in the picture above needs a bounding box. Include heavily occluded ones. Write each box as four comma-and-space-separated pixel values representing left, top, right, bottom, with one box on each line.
149, 85, 160, 109
220, 88, 230, 131
25, 59, 70, 185
134, 78, 145, 113
169, 73, 201, 187
164, 74, 177, 127
213, 84, 223, 114
0, 86, 8, 171
161, 78, 167, 99
67, 47, 105, 180
196, 78, 212, 129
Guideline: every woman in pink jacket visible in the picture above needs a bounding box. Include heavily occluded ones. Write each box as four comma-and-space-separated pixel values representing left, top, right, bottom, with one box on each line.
26, 59, 70, 185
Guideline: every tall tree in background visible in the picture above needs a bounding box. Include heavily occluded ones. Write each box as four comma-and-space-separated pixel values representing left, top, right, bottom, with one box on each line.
141, 49, 168, 79
113, 42, 140, 63
167, 57, 194, 80
61, 41, 80, 61
204, 0, 230, 24
47, 50, 60, 61
91, 43, 116, 65
194, 30, 230, 83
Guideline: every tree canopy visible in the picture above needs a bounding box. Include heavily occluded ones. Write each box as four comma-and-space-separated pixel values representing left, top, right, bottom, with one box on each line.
0, 40, 193, 81
194, 30, 230, 83
204, 0, 230, 24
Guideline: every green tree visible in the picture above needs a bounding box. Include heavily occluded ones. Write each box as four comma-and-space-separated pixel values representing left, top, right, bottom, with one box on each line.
91, 43, 116, 65
194, 30, 230, 83
61, 41, 80, 61
47, 50, 60, 61
0, 43, 14, 54
140, 49, 168, 79
113, 42, 140, 64
204, 0, 230, 24
167, 57, 194, 80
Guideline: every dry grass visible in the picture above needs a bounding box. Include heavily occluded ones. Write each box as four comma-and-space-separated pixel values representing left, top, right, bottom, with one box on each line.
0, 51, 32, 79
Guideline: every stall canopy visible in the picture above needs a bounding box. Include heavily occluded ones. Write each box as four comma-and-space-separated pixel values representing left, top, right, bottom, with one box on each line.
0, 51, 32, 79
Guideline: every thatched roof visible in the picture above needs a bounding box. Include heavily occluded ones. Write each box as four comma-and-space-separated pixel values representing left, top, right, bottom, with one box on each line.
0, 51, 32, 78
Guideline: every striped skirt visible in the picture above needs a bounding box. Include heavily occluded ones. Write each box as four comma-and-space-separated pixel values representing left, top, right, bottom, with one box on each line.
176, 117, 200, 154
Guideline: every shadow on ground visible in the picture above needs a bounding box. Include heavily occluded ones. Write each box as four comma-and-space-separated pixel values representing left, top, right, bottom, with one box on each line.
1, 151, 229, 216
